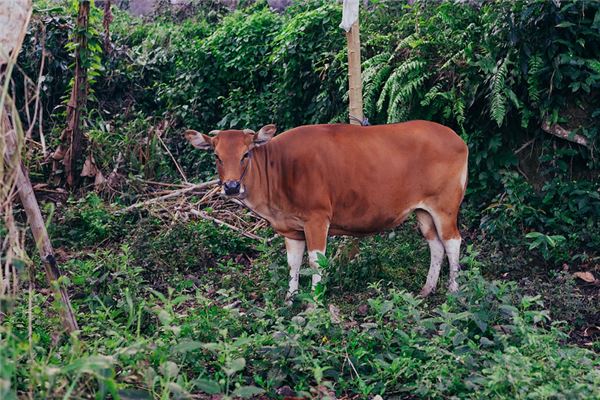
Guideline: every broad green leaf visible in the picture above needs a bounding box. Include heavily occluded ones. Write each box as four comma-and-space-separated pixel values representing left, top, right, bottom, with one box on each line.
232, 385, 265, 398
194, 378, 221, 395
223, 357, 246, 376
172, 340, 203, 353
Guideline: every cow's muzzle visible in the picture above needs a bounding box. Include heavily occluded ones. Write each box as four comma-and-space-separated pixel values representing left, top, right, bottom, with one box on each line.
223, 180, 241, 196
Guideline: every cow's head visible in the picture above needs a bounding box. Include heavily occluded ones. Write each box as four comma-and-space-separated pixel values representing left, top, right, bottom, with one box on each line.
184, 124, 277, 197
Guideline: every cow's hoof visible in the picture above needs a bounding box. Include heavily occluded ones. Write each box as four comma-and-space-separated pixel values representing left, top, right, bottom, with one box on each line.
448, 282, 459, 293
419, 287, 434, 297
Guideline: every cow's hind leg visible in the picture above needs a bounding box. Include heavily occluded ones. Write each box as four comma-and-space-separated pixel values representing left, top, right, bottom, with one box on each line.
303, 217, 330, 290
416, 210, 445, 297
285, 237, 305, 304
429, 208, 462, 293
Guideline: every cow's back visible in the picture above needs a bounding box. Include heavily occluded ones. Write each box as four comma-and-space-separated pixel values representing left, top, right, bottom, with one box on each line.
265, 121, 468, 235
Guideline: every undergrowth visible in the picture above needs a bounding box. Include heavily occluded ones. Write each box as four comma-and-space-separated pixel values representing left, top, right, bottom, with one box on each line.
2, 1, 599, 399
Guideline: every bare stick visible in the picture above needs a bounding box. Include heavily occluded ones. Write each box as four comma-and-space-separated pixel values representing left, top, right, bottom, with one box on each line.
26, 24, 47, 156
514, 139, 535, 155
156, 133, 188, 183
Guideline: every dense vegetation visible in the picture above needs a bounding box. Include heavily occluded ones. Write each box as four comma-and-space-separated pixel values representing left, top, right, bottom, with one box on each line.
2, 0, 599, 398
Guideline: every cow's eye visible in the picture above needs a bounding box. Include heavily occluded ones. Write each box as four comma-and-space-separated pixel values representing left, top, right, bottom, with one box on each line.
215, 155, 223, 164
242, 152, 249, 160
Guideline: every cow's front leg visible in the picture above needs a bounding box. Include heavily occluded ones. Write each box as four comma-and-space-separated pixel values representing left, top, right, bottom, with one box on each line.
285, 238, 305, 304
304, 217, 330, 291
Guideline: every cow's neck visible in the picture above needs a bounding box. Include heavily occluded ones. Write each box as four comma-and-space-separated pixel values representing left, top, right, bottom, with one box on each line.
240, 144, 278, 220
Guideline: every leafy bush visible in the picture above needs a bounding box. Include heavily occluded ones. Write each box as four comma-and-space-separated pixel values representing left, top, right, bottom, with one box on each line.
50, 193, 119, 247
482, 172, 600, 263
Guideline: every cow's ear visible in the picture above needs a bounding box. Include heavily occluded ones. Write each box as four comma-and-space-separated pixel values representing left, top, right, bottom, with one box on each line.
185, 129, 214, 150
254, 124, 276, 146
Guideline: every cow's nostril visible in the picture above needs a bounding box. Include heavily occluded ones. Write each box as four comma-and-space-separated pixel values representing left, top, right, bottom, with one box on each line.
223, 180, 241, 195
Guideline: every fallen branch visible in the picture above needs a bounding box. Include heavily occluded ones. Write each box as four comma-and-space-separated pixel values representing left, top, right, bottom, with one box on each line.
117, 180, 219, 213
541, 120, 590, 149
189, 209, 264, 241
3, 109, 79, 332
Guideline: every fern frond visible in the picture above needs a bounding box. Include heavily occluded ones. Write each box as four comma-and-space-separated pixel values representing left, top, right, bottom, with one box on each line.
376, 68, 402, 113
364, 64, 392, 116
393, 33, 417, 52
453, 94, 466, 127
490, 58, 509, 126
527, 54, 543, 103
384, 60, 430, 123
421, 82, 443, 107
362, 52, 391, 73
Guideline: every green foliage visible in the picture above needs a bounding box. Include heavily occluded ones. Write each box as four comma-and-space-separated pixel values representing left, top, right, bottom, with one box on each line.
50, 193, 118, 247
2, 258, 599, 398
525, 232, 567, 261
6, 2, 600, 398
482, 172, 600, 263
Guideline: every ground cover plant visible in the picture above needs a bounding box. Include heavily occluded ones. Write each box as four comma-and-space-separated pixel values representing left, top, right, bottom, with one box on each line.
1, 0, 599, 398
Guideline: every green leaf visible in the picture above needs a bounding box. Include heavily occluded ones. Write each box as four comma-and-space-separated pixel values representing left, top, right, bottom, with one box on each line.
555, 21, 575, 28
316, 252, 329, 268
231, 386, 265, 398
201, 343, 220, 352
172, 340, 203, 353
223, 357, 246, 376
194, 378, 221, 395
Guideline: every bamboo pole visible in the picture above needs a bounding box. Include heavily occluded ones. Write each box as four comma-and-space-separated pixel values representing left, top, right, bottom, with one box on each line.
341, 0, 363, 125
345, 20, 363, 125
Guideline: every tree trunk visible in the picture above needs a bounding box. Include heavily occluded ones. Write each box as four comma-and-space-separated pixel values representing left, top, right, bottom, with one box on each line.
103, 0, 113, 53
59, 0, 91, 188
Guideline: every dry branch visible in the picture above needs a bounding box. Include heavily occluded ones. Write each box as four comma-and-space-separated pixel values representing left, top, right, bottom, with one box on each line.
118, 180, 218, 213
115, 179, 273, 243
541, 120, 591, 149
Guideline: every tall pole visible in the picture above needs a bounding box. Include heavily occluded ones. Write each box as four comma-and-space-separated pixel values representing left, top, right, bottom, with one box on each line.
341, 0, 363, 125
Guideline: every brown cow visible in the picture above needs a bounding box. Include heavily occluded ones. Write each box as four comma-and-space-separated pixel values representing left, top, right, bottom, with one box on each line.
185, 121, 468, 300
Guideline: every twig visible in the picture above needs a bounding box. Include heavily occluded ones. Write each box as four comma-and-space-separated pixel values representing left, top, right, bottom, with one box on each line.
514, 138, 535, 155
189, 209, 264, 241
26, 23, 46, 157
117, 180, 218, 213
136, 179, 190, 188
156, 132, 188, 183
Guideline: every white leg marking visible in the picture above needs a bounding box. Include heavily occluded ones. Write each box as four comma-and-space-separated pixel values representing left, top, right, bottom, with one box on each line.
308, 249, 325, 290
444, 238, 462, 293
285, 238, 305, 301
420, 238, 445, 297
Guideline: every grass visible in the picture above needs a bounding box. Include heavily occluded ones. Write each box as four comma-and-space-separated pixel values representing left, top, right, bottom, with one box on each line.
1, 198, 599, 399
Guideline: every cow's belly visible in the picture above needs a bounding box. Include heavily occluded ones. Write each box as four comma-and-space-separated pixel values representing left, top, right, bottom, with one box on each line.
329, 206, 413, 236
